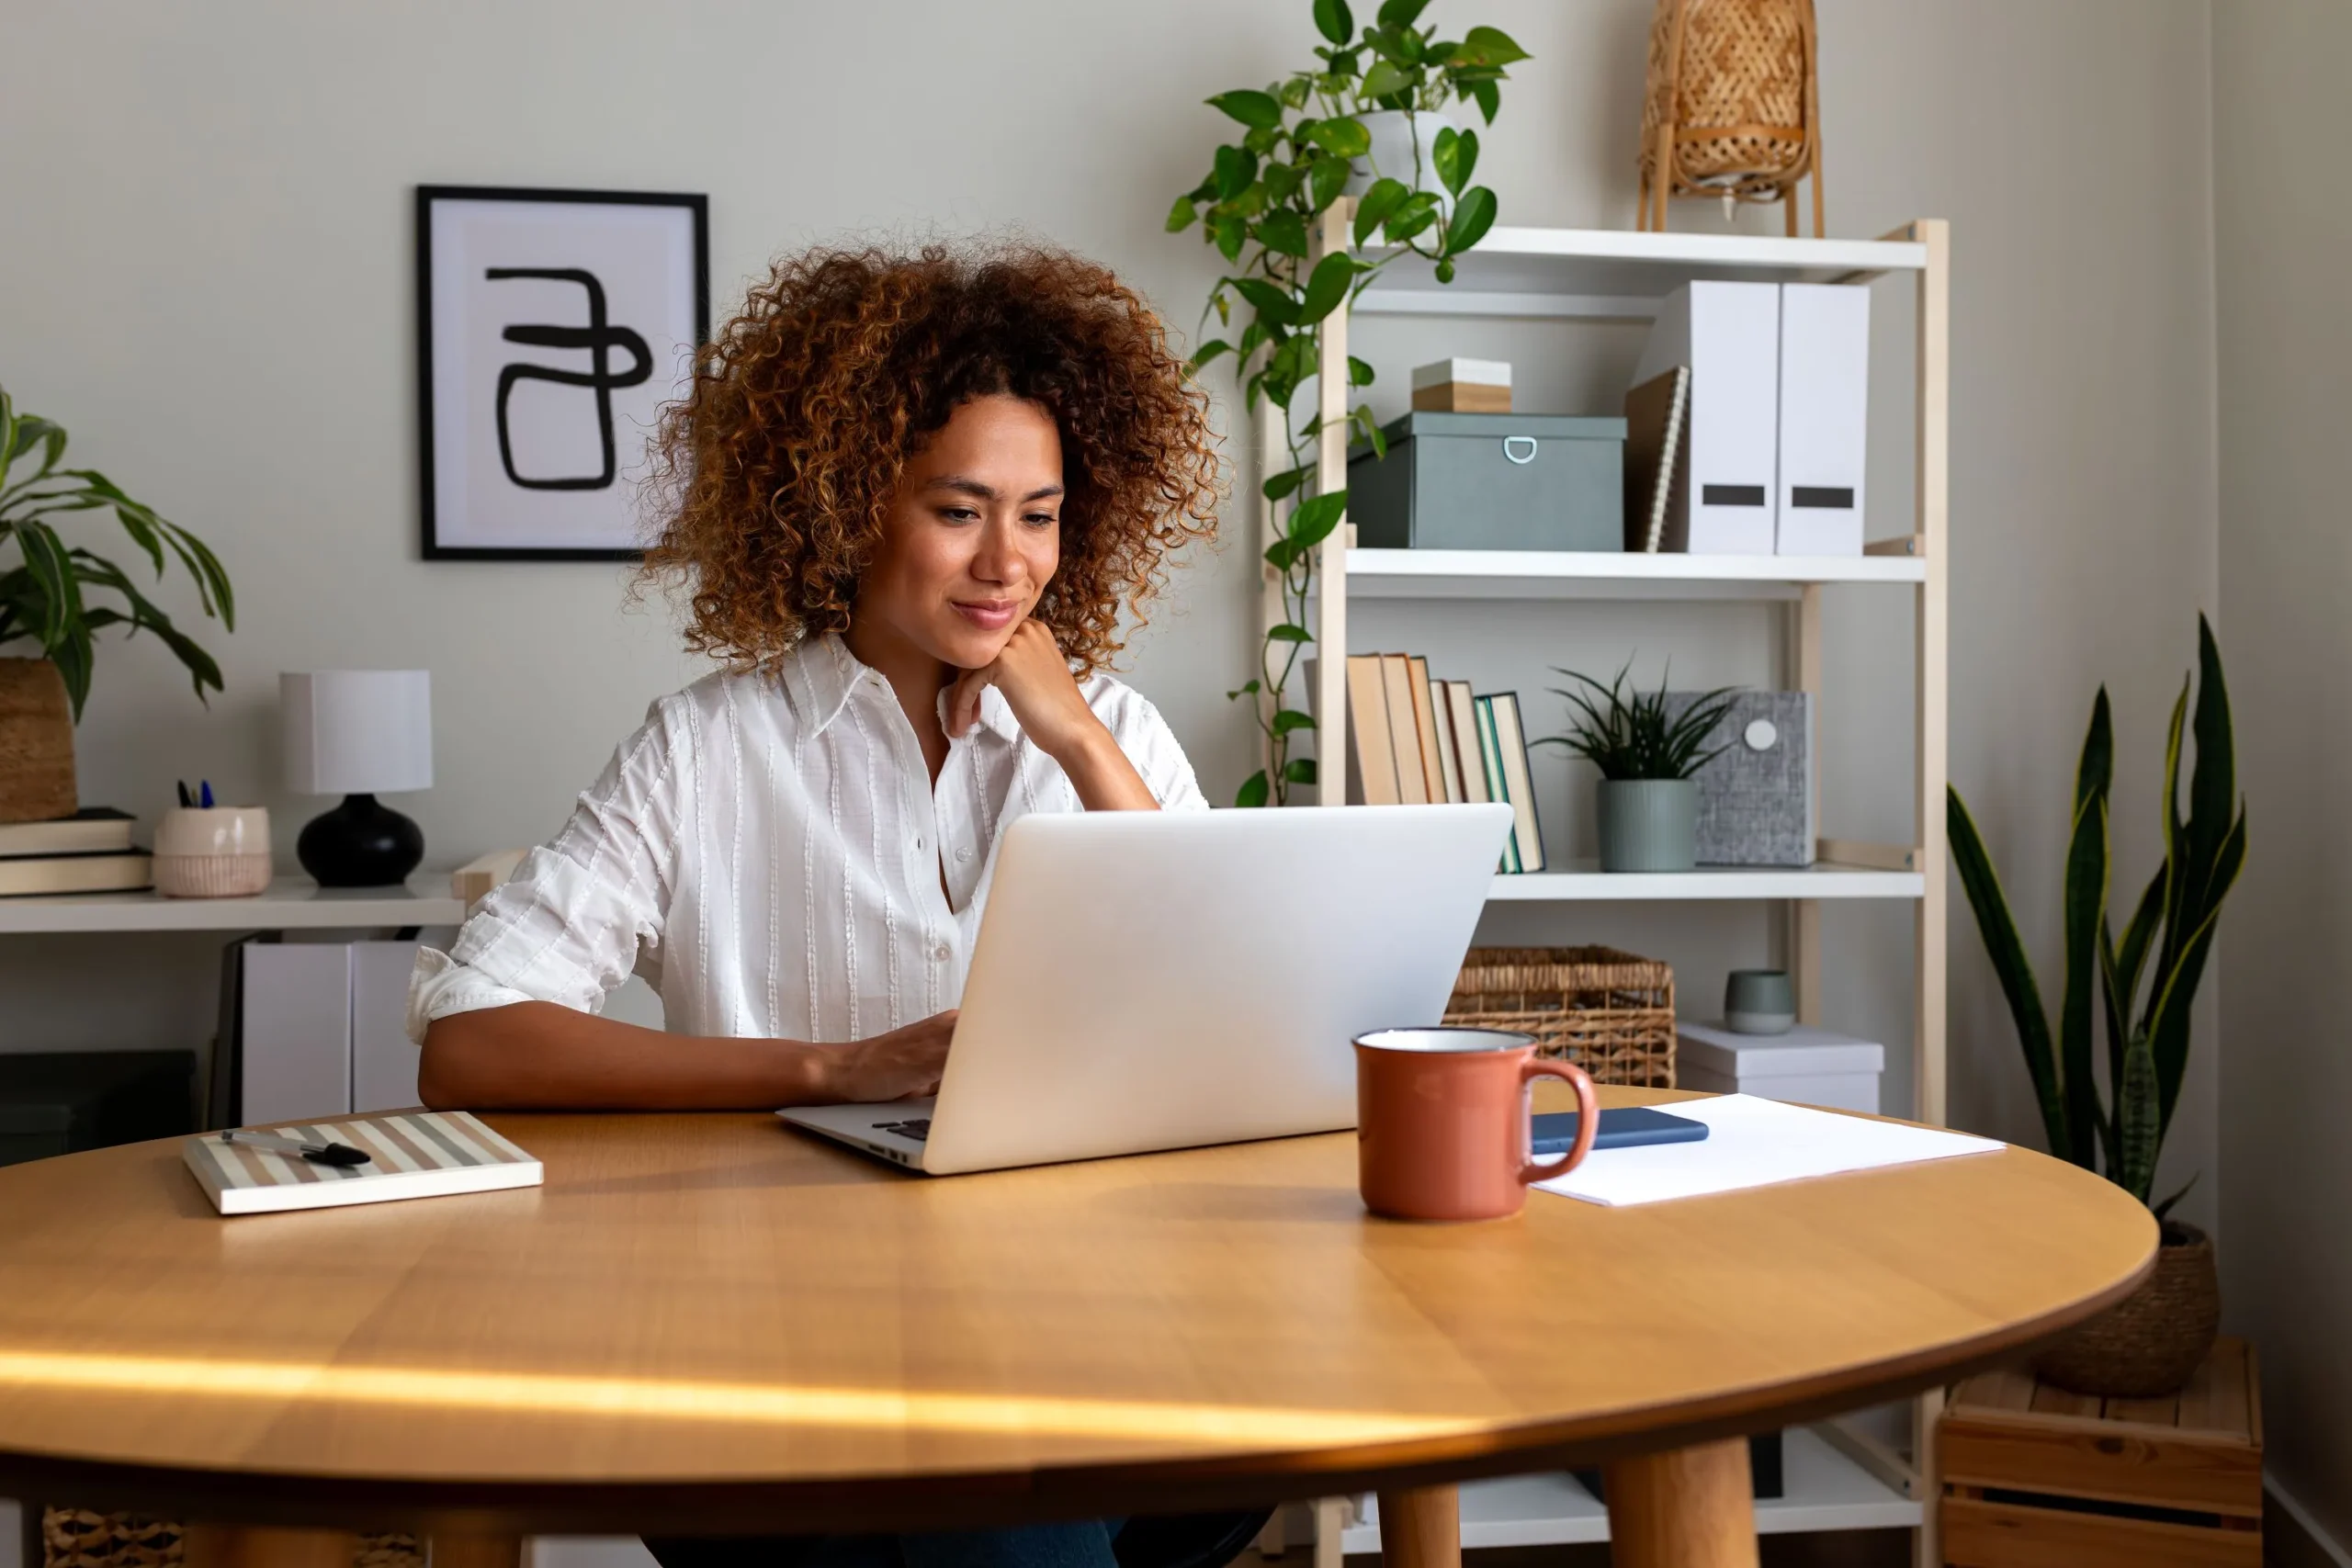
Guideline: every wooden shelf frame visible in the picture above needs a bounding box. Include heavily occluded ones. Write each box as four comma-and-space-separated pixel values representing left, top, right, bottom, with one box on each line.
1262, 216, 1951, 1568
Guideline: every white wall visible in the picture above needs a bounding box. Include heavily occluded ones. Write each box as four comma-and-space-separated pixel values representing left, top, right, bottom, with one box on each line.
2212, 0, 2352, 1549
0, 0, 2255, 1557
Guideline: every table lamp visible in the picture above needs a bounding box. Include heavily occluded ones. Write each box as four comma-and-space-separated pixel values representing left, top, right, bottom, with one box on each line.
281, 671, 433, 887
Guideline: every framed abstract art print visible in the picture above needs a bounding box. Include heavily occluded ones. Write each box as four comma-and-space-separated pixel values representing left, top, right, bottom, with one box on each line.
416, 185, 708, 559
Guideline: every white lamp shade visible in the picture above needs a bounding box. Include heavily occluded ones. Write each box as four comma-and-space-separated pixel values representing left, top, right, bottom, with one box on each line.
281, 671, 434, 795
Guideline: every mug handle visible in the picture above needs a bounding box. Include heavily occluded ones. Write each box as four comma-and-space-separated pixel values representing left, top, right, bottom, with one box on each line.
1518, 1058, 1600, 1184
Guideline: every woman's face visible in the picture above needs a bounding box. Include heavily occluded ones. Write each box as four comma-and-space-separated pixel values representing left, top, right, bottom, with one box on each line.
857, 393, 1064, 671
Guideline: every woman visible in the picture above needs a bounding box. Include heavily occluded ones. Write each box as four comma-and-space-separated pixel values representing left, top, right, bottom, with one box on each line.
409, 243, 1248, 1568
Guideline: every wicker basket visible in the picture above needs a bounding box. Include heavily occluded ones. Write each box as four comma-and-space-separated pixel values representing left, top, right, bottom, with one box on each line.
1443, 946, 1677, 1087
1637, 0, 1823, 232
40, 1512, 422, 1568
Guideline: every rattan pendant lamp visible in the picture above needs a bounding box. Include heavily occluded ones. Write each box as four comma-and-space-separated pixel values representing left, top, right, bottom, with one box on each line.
1637, 0, 1825, 236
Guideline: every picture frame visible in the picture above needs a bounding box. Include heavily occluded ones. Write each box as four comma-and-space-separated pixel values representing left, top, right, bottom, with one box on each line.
416, 185, 709, 561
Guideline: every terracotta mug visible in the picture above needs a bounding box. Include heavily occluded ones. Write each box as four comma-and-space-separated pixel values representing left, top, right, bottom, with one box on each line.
1354, 1027, 1601, 1222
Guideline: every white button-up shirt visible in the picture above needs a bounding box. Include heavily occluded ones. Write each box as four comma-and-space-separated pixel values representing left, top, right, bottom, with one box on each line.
406, 634, 1206, 1044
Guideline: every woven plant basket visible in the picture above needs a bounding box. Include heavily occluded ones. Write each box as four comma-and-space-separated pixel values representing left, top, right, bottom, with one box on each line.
40, 1512, 423, 1568
2030, 1222, 2222, 1398
1637, 0, 1823, 231
0, 657, 76, 825
1444, 946, 1677, 1087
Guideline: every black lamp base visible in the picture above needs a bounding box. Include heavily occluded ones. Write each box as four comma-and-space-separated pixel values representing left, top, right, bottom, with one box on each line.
297, 794, 424, 887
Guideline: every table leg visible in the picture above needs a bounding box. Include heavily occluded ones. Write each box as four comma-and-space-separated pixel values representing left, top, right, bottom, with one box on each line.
181, 1527, 357, 1568
1374, 1485, 1458, 1568
429, 1535, 525, 1568
1602, 1439, 1758, 1568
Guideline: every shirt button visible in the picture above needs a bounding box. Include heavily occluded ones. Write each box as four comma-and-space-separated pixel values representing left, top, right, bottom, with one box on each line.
955, 847, 973, 863
933, 943, 953, 962
913, 836, 924, 851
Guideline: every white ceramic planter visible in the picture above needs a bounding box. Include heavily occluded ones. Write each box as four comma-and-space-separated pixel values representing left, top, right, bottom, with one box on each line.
154, 805, 273, 897
1595, 779, 1698, 873
1344, 108, 1460, 218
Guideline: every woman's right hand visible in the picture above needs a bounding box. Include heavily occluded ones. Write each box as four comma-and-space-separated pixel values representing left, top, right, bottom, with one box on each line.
826, 1010, 957, 1103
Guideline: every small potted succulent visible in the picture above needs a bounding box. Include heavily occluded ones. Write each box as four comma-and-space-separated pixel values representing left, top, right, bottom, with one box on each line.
1534, 663, 1738, 873
1950, 615, 2245, 1397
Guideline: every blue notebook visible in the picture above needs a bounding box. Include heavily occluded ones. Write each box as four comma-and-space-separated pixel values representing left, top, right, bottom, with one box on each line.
1531, 1105, 1709, 1156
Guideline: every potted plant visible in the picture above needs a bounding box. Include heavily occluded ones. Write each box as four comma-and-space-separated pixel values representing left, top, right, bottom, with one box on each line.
1533, 663, 1738, 873
1169, 0, 1528, 807
1950, 615, 2245, 1397
0, 384, 236, 822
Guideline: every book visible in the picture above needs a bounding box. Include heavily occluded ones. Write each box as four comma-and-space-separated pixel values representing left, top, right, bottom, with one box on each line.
1379, 654, 1430, 805
1488, 692, 1547, 873
182, 1111, 543, 1215
1623, 366, 1692, 552
0, 807, 135, 858
1427, 669, 1464, 804
1407, 656, 1452, 803
1345, 655, 1401, 806
1473, 696, 1520, 874
1443, 682, 1489, 804
0, 852, 153, 897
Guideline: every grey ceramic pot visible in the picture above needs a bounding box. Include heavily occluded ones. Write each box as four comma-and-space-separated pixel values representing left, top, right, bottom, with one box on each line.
1596, 779, 1698, 873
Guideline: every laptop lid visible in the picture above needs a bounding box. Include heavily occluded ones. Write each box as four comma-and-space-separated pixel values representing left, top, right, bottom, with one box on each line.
917, 803, 1510, 1175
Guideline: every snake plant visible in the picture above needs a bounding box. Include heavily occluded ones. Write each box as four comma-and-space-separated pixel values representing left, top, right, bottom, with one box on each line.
0, 383, 234, 720
1949, 615, 2245, 1214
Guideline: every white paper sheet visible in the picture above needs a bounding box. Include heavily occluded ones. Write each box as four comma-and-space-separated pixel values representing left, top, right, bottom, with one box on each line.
1533, 1094, 2004, 1207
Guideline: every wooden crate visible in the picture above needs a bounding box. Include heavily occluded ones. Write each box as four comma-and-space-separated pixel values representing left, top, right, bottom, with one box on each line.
1939, 1337, 2262, 1567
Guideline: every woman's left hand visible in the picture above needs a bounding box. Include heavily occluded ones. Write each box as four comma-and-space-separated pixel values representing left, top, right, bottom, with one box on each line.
946, 620, 1158, 810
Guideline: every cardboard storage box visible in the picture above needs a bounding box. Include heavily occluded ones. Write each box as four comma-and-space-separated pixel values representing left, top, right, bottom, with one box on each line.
1347, 412, 1624, 551
1675, 1021, 1883, 1113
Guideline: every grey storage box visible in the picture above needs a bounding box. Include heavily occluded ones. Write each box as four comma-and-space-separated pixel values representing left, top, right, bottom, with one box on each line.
1347, 412, 1626, 551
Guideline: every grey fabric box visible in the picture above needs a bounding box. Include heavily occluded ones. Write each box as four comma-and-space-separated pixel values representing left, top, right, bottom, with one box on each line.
1347, 412, 1626, 550
1668, 692, 1815, 866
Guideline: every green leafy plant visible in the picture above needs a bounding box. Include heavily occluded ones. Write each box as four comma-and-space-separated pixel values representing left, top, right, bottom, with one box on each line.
1170, 0, 1529, 807
1532, 662, 1741, 781
1949, 615, 2245, 1216
0, 385, 234, 719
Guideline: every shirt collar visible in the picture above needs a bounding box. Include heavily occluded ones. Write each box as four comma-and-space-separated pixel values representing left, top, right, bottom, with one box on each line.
782, 634, 1023, 745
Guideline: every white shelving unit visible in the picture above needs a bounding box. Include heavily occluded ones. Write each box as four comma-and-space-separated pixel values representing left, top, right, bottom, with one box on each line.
1264, 218, 1949, 1567
0, 874, 463, 935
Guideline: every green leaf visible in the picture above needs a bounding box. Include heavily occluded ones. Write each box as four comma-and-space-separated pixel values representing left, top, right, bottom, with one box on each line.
2152, 1173, 2199, 1222
1234, 771, 1272, 809
13, 517, 78, 646
1306, 153, 1351, 210
1208, 214, 1248, 263
1313, 0, 1353, 46
1296, 252, 1356, 323
1467, 79, 1500, 124
1434, 257, 1455, 284
2183, 614, 2236, 920
1357, 404, 1387, 458
1255, 209, 1308, 257
1289, 489, 1348, 549
1264, 536, 1301, 572
1376, 0, 1431, 29
1280, 76, 1312, 112
1457, 25, 1531, 65
1305, 117, 1372, 160
1242, 125, 1279, 157
1383, 191, 1441, 243
1261, 466, 1306, 502
1165, 196, 1199, 233
2059, 787, 2109, 1172
1230, 276, 1299, 325
1352, 176, 1410, 244
1208, 90, 1284, 130
1348, 355, 1374, 387
2146, 808, 2244, 1134
1227, 679, 1261, 700
1282, 757, 1318, 786
1443, 185, 1498, 253
2117, 1033, 2161, 1202
1266, 624, 1312, 645
1272, 707, 1317, 733
1188, 339, 1233, 373
1261, 160, 1306, 204
1213, 144, 1258, 199
1433, 126, 1477, 196
1361, 60, 1411, 102
1950, 786, 2073, 1163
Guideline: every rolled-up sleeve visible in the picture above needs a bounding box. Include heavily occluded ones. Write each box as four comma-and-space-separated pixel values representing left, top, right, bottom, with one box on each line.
405, 696, 691, 1043
1119, 694, 1209, 812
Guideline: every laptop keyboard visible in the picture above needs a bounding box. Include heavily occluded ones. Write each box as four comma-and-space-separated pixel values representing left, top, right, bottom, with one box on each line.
872, 1118, 931, 1142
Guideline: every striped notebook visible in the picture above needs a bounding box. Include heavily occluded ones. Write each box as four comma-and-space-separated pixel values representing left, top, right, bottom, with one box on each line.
182, 1111, 543, 1215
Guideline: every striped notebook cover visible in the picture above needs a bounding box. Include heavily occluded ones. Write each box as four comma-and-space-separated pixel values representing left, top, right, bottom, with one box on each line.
181, 1111, 542, 1215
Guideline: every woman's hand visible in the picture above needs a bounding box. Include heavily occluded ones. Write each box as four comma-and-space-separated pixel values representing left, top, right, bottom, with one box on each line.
946, 621, 1159, 810
825, 1010, 957, 1102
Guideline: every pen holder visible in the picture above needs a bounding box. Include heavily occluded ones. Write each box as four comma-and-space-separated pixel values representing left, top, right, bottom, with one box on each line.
154, 806, 273, 897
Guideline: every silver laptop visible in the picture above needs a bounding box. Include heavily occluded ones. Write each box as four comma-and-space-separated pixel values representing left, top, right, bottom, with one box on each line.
778, 803, 1511, 1175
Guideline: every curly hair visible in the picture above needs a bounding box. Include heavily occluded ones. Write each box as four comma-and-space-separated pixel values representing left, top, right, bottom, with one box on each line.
639, 241, 1223, 674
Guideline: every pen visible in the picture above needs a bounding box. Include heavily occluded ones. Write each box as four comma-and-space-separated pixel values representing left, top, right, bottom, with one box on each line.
199, 780, 214, 808
219, 1129, 373, 1167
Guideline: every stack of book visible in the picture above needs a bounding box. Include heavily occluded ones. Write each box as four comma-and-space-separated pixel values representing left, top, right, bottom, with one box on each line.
0, 808, 151, 897
1343, 654, 1546, 873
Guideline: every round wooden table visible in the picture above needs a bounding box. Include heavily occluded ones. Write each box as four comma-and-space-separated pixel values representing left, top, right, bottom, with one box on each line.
0, 1088, 2154, 1568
